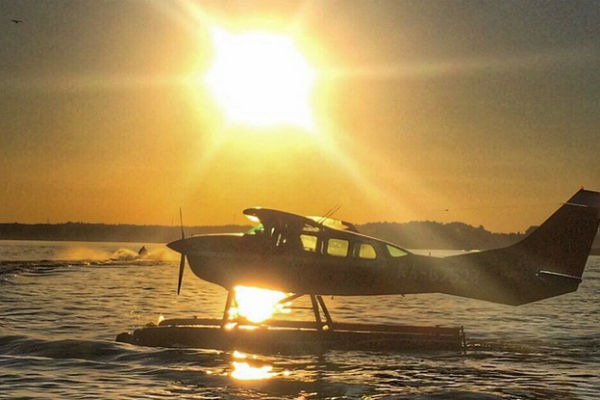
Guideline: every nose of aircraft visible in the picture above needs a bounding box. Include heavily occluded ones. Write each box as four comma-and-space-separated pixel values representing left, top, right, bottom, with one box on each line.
167, 238, 187, 253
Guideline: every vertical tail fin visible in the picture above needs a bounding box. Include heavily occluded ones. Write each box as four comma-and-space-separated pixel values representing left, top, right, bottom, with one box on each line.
518, 189, 600, 279
444, 189, 600, 305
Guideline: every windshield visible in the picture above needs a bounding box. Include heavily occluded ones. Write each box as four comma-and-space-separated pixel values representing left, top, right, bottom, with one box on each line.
245, 224, 265, 235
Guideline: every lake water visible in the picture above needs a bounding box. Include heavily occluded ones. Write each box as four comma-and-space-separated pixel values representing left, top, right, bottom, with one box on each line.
1, 240, 598, 399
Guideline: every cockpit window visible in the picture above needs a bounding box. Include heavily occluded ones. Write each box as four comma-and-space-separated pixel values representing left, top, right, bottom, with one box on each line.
386, 244, 408, 257
300, 234, 318, 252
245, 224, 264, 235
357, 243, 377, 259
327, 239, 349, 257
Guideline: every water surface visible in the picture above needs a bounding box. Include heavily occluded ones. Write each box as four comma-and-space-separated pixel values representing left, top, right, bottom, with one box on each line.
1, 240, 598, 399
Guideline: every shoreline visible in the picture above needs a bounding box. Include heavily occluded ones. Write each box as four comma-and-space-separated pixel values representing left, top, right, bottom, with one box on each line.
1, 221, 597, 251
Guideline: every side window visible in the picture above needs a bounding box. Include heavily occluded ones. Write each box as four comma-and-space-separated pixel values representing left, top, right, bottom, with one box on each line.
357, 243, 377, 259
386, 244, 408, 257
327, 239, 349, 257
300, 234, 318, 252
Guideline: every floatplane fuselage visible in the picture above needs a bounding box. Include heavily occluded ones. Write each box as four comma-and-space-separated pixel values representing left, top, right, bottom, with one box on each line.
168, 189, 600, 307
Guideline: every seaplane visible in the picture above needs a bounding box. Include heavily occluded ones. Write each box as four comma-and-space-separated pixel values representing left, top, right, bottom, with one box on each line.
117, 189, 599, 352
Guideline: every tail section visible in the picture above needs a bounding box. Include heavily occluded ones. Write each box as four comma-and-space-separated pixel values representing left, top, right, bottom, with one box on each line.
519, 189, 600, 279
442, 189, 600, 305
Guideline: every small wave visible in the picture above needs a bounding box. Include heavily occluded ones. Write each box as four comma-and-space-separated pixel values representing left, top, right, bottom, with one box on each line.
0, 334, 220, 366
0, 252, 169, 278
381, 391, 503, 400
0, 260, 71, 278
465, 339, 546, 354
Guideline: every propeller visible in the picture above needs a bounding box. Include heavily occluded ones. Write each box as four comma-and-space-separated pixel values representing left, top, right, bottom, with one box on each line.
177, 208, 186, 295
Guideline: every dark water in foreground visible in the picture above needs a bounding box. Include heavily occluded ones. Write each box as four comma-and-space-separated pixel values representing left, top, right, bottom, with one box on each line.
1, 240, 598, 399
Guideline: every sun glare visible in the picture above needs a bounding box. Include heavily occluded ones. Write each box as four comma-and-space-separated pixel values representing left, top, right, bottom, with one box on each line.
205, 26, 316, 131
230, 285, 288, 323
231, 361, 277, 380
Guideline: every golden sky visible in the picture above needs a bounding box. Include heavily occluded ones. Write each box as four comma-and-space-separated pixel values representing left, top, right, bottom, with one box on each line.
1, 1, 599, 232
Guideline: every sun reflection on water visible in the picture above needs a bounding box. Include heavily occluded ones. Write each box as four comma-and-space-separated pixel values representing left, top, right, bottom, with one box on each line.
230, 350, 282, 381
231, 361, 276, 380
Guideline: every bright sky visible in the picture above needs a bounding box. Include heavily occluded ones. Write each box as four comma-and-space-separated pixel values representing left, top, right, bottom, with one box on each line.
1, 1, 599, 232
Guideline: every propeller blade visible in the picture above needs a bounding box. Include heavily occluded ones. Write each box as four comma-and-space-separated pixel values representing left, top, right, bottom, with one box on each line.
177, 254, 185, 295
176, 207, 186, 295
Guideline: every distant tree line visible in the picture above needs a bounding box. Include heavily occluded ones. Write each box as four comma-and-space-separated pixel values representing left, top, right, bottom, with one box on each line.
358, 221, 529, 250
0, 222, 250, 244
0, 221, 597, 251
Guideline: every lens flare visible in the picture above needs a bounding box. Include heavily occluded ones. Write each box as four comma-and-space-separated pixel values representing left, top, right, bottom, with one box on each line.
230, 285, 288, 323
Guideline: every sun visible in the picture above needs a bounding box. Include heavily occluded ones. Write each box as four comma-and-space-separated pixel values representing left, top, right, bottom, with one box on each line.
205, 26, 316, 131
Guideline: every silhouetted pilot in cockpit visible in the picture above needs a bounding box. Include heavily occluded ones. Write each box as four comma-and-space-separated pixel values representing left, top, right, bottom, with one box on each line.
283, 224, 304, 252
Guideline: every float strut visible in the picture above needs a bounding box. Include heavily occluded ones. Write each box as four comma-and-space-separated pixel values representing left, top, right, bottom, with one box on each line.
221, 290, 234, 327
277, 293, 304, 305
316, 295, 334, 330
310, 295, 323, 330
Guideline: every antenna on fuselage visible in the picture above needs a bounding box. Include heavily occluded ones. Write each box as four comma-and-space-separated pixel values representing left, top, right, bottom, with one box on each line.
179, 208, 185, 239
318, 204, 342, 225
